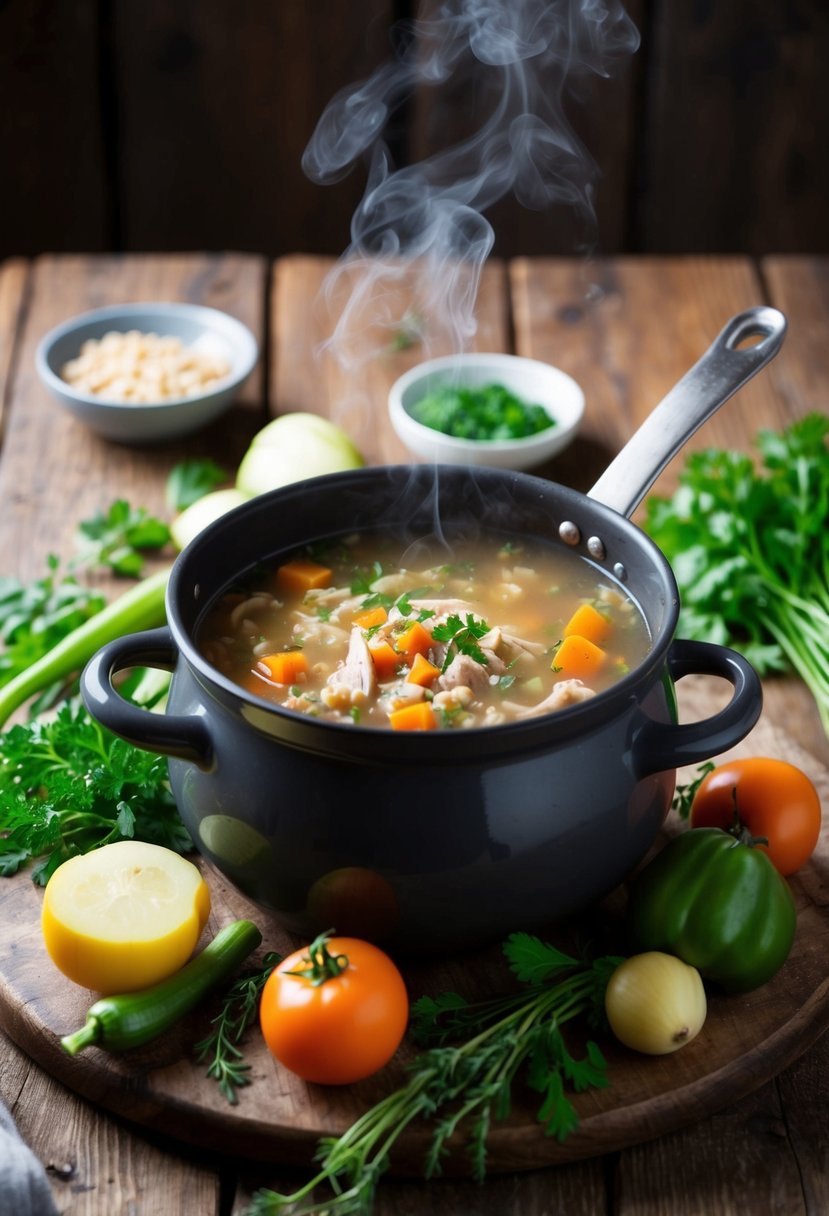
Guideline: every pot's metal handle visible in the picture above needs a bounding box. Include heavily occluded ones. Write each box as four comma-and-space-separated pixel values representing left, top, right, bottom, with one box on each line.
632, 639, 762, 777
81, 626, 213, 769
588, 306, 787, 519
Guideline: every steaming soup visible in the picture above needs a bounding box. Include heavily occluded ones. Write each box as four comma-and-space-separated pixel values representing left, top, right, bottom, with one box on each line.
198, 533, 651, 730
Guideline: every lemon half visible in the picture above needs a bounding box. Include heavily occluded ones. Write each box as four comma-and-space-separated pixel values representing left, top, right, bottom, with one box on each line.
42, 841, 211, 993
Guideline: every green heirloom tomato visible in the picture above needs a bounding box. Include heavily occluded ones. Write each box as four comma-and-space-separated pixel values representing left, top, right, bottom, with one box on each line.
626, 827, 796, 993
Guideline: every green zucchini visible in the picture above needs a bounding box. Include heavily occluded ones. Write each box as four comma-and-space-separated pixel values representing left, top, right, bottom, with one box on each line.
60, 918, 262, 1056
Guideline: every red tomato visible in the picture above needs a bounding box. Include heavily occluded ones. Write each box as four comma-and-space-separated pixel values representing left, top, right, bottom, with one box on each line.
690, 757, 822, 876
259, 933, 409, 1085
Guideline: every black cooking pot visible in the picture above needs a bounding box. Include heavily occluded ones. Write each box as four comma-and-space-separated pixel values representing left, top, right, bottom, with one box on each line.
81, 307, 785, 952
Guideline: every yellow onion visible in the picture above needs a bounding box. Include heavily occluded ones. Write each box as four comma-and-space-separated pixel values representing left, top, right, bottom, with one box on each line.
605, 951, 707, 1055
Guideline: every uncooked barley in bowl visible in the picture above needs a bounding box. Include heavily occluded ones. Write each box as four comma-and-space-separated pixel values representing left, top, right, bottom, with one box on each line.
60, 330, 232, 404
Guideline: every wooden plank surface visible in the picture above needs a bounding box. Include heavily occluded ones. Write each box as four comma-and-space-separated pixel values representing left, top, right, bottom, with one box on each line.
0, 1032, 222, 1216
0, 253, 828, 1215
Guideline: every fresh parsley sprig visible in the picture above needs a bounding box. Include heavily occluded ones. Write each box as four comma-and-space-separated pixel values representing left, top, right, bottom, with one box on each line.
431, 613, 491, 671
73, 454, 227, 578
247, 933, 621, 1216
671, 761, 716, 819
195, 951, 281, 1104
73, 499, 170, 577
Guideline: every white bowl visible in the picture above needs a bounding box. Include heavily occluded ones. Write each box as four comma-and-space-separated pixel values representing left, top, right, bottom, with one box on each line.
389, 352, 585, 470
36, 302, 259, 444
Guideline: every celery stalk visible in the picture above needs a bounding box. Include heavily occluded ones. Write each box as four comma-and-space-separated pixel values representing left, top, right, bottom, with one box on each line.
0, 567, 170, 729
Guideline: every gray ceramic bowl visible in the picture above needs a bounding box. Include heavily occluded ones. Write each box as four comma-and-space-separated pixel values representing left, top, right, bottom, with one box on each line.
36, 302, 258, 444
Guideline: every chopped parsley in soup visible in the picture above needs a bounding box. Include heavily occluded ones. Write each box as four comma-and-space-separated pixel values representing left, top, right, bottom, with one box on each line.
197, 533, 651, 730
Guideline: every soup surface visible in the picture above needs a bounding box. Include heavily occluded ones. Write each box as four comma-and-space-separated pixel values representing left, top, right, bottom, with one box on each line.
197, 532, 651, 730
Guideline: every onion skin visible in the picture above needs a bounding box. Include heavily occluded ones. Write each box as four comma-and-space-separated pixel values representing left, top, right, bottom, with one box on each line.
605, 952, 707, 1055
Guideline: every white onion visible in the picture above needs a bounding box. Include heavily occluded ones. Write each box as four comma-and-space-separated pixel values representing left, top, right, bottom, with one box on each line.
236, 412, 364, 496
605, 952, 707, 1055
170, 488, 251, 551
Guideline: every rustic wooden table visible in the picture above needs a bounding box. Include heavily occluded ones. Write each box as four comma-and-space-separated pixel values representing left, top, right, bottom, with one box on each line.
1, 252, 828, 1215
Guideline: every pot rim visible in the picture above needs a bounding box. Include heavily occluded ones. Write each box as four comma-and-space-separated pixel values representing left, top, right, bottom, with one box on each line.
166, 464, 681, 760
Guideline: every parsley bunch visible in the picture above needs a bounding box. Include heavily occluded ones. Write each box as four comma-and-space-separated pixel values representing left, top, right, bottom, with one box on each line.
645, 413, 829, 736
0, 699, 190, 884
247, 933, 620, 1216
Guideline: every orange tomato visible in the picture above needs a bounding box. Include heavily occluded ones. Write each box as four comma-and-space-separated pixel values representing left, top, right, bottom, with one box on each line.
259, 932, 409, 1085
690, 757, 822, 876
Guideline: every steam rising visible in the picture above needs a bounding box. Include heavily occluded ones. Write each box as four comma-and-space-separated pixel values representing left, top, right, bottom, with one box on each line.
304, 0, 639, 369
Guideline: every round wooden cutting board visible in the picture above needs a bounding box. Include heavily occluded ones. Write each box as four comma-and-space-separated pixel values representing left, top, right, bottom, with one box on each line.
2, 682, 828, 1177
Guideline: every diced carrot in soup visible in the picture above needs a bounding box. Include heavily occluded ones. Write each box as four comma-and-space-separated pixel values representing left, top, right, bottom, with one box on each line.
389, 702, 437, 731
275, 559, 333, 596
552, 634, 607, 681
563, 602, 612, 647
256, 651, 309, 685
406, 653, 441, 687
368, 640, 402, 680
394, 620, 433, 664
353, 605, 388, 630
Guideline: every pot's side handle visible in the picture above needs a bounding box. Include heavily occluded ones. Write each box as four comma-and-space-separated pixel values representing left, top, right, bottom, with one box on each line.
632, 639, 762, 777
81, 626, 213, 769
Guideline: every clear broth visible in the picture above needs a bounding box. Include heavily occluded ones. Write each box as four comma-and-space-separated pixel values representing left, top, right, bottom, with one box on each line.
197, 531, 652, 730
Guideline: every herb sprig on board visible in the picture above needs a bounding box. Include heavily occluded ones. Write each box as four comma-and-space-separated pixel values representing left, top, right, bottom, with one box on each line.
247, 933, 621, 1216
196, 951, 281, 1104
644, 413, 829, 735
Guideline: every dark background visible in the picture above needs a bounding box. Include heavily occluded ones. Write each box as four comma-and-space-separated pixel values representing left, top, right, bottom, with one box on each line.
2, 0, 827, 262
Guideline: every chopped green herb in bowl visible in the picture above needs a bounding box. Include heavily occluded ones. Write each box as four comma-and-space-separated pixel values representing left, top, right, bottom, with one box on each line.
389, 352, 584, 470
409, 382, 556, 442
